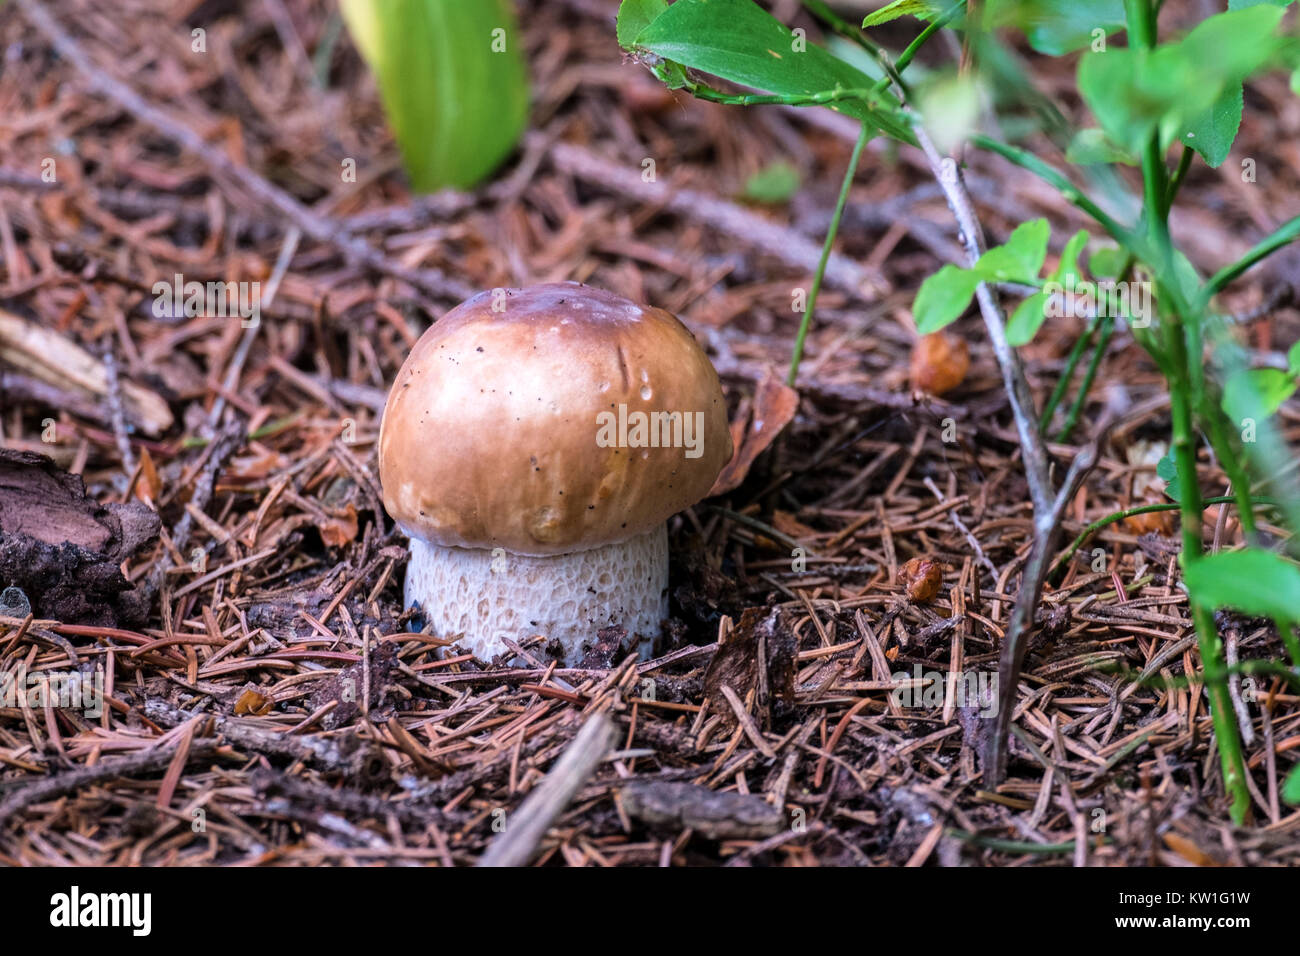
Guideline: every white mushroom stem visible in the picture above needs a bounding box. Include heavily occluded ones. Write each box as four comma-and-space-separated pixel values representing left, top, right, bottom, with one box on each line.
405, 526, 669, 666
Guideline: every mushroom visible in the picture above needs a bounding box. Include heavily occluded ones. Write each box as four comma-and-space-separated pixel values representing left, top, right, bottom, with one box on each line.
378, 282, 731, 665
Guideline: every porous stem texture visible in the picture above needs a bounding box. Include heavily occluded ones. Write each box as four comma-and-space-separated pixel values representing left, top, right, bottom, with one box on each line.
406, 525, 668, 665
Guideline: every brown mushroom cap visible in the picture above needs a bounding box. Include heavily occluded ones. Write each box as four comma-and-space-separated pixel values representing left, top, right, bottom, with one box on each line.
379, 282, 732, 556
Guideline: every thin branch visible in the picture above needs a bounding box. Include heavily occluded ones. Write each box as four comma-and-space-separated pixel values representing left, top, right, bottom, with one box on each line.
914, 127, 1052, 514
0, 740, 219, 825
913, 124, 1131, 784
477, 712, 615, 867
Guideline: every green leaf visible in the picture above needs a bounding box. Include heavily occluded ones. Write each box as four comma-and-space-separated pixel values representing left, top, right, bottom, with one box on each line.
1007, 292, 1051, 347
974, 219, 1049, 282
1288, 341, 1300, 377
1223, 367, 1298, 423
985, 0, 1126, 56
742, 161, 801, 203
1229, 0, 1295, 9
1285, 764, 1300, 806
1184, 549, 1300, 622
914, 265, 980, 334
1052, 230, 1091, 283
617, 0, 669, 49
1065, 128, 1137, 166
1078, 47, 1195, 148
1181, 85, 1244, 168
1078, 6, 1285, 151
340, 0, 529, 191
1157, 449, 1182, 502
631, 0, 914, 143
862, 0, 937, 28
1177, 6, 1288, 85
1089, 245, 1126, 278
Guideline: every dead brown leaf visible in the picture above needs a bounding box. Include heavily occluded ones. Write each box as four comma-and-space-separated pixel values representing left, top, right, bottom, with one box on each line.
708, 367, 798, 496
234, 687, 274, 716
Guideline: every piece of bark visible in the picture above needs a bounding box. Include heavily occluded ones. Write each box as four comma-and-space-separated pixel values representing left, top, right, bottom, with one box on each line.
0, 310, 173, 435
0, 449, 159, 625
703, 606, 795, 732
579, 625, 627, 669
306, 639, 400, 730
620, 780, 785, 840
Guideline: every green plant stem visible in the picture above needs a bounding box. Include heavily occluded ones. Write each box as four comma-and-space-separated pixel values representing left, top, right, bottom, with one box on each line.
894, 1, 967, 75
1039, 313, 1102, 433
1199, 214, 1300, 307
1130, 0, 1250, 821
1165, 144, 1193, 208
1040, 255, 1133, 436
787, 122, 870, 386
1125, 0, 1157, 50
946, 828, 1107, 855
1055, 314, 1113, 442
1165, 289, 1251, 824
1203, 412, 1258, 540
799, 0, 910, 96
1170, 318, 1252, 828
803, 0, 965, 105
969, 134, 1134, 245
687, 83, 897, 112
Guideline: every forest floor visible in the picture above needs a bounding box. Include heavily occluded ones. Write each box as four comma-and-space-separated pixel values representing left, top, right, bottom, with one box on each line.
0, 0, 1298, 866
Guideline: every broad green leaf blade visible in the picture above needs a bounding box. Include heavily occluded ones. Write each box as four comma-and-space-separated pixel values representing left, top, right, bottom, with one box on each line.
1181, 85, 1244, 168
341, 0, 529, 192
985, 0, 1125, 56
1007, 292, 1051, 347
914, 265, 980, 334
632, 0, 915, 143
1288, 341, 1300, 376
1078, 6, 1284, 150
863, 0, 937, 28
617, 0, 668, 48
1222, 367, 1298, 423
1178, 5, 1287, 79
1052, 230, 1091, 283
1078, 47, 1195, 148
975, 219, 1049, 282
1183, 549, 1300, 622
